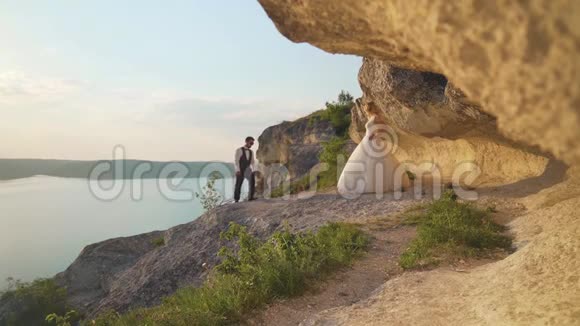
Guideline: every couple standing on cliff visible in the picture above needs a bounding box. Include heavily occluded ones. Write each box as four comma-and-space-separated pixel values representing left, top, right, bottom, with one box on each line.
233, 102, 406, 202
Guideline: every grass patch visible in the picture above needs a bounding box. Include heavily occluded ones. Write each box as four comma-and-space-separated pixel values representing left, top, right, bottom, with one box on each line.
272, 91, 353, 197
151, 237, 165, 247
90, 222, 369, 325
399, 191, 512, 269
0, 278, 75, 326
398, 203, 429, 226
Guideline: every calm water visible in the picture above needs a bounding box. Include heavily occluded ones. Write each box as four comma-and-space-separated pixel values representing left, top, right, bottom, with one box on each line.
0, 176, 235, 289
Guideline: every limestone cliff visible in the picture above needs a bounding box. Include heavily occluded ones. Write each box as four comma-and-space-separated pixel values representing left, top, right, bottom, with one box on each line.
258, 0, 580, 166
255, 2, 561, 189
257, 113, 337, 181
2, 2, 577, 324
256, 0, 580, 324
256, 110, 355, 191
354, 57, 550, 187
352, 57, 493, 140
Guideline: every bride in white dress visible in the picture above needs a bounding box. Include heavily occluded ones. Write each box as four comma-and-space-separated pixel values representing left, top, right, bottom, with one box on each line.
337, 102, 408, 198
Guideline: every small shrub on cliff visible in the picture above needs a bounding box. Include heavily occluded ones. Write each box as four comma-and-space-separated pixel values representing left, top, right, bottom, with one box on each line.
195, 176, 223, 211
308, 91, 354, 136
91, 222, 369, 325
324, 103, 351, 136
399, 191, 512, 269
45, 310, 78, 326
151, 237, 165, 247
0, 278, 72, 326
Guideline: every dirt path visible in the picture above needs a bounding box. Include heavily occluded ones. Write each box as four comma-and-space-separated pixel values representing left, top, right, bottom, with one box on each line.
244, 190, 526, 326
245, 219, 417, 326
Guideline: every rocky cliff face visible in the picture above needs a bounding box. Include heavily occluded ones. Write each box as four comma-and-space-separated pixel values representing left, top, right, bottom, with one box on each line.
50, 195, 415, 318
257, 1, 565, 188
256, 0, 579, 324
257, 114, 337, 181
352, 57, 494, 140
257, 0, 580, 166
354, 57, 550, 187
2, 2, 576, 324
257, 113, 355, 190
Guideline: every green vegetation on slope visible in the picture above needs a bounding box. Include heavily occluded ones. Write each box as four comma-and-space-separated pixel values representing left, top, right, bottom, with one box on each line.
310, 91, 353, 188
399, 191, 512, 269
90, 222, 369, 325
0, 278, 74, 326
271, 91, 354, 197
308, 90, 353, 137
269, 136, 349, 198
317, 136, 349, 189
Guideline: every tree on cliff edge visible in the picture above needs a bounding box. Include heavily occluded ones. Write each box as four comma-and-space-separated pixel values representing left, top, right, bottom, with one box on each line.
325, 90, 354, 137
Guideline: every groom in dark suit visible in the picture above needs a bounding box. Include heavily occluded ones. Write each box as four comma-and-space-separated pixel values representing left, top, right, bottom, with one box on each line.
234, 136, 256, 202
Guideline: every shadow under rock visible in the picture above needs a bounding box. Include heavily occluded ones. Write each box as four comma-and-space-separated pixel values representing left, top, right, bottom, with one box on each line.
478, 159, 568, 199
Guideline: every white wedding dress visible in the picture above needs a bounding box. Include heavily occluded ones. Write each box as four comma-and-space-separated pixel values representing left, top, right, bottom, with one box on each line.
338, 116, 407, 197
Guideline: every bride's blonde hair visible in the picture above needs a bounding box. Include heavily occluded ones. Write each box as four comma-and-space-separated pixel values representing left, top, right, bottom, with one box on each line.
364, 101, 385, 124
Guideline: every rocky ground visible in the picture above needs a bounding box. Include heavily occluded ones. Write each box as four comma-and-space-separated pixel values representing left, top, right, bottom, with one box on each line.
2, 160, 570, 325
248, 4, 580, 321
243, 178, 541, 326
294, 165, 579, 325
52, 190, 421, 318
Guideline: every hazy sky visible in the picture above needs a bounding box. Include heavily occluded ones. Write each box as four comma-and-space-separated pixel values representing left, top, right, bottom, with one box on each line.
0, 1, 361, 162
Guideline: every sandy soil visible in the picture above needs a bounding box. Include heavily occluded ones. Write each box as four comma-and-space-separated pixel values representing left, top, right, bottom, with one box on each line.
298, 163, 579, 326
242, 161, 578, 326
245, 188, 518, 326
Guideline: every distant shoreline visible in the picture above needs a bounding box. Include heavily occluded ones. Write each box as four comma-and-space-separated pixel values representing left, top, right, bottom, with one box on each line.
0, 159, 234, 181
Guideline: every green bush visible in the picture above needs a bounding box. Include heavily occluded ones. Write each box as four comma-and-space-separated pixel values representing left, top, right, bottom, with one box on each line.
45, 310, 78, 326
0, 278, 72, 326
317, 137, 349, 189
91, 222, 369, 326
324, 102, 351, 136
308, 91, 353, 137
306, 109, 328, 127
399, 191, 512, 269
195, 176, 224, 211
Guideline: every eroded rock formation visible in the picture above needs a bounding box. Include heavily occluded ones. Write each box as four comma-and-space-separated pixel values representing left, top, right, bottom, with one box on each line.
256, 0, 579, 324
352, 57, 549, 187
257, 114, 337, 180
256, 112, 355, 191
258, 0, 580, 165
352, 57, 494, 140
